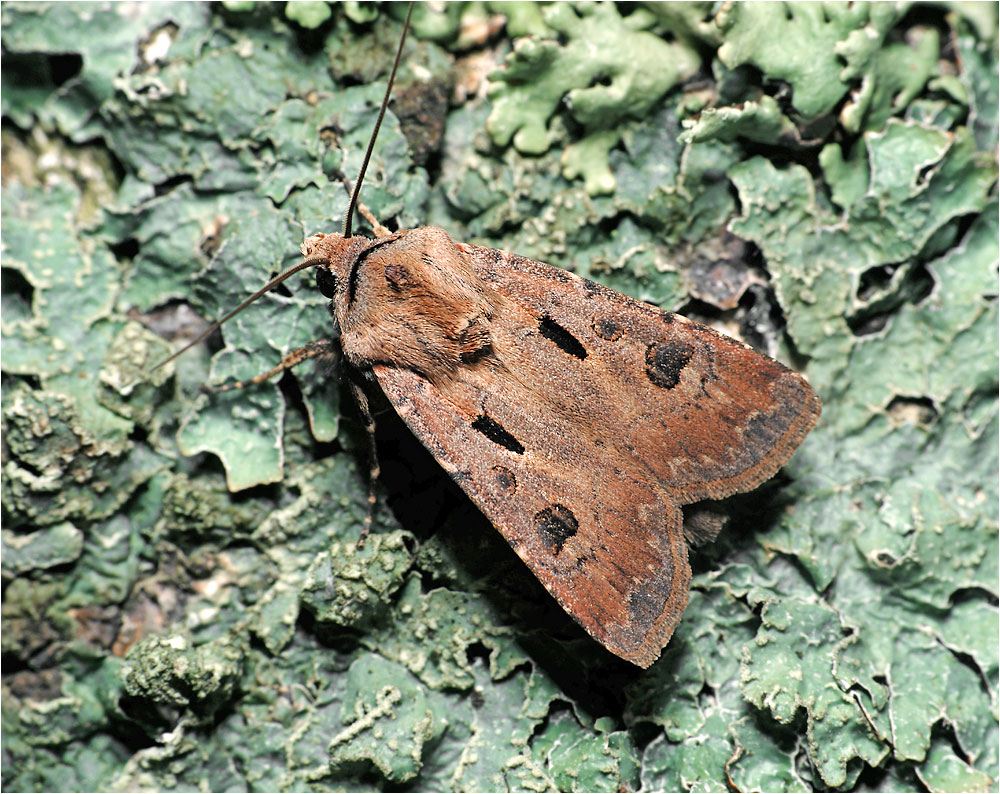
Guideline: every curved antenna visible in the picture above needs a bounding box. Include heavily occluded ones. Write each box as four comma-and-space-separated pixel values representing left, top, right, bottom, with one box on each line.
342, 1, 414, 238
153, 256, 327, 370
156, 4, 415, 372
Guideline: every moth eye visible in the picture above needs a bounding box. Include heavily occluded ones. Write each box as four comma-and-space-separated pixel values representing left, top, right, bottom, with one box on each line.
645, 341, 695, 390
534, 504, 578, 555
384, 262, 409, 291
316, 267, 337, 298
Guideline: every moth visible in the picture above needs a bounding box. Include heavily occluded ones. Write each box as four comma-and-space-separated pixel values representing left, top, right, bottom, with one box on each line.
164, 6, 820, 668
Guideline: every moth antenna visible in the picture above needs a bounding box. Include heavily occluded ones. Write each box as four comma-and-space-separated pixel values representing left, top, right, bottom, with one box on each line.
342, 1, 414, 239
339, 175, 391, 238
156, 5, 413, 372
153, 256, 327, 370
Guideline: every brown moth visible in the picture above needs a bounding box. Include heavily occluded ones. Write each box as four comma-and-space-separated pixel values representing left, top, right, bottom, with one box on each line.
165, 6, 820, 668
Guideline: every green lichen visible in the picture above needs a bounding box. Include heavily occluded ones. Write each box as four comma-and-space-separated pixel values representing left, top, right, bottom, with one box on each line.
693, 3, 965, 151
2, 388, 162, 528
15, 650, 123, 741
301, 529, 415, 627
840, 26, 942, 133
680, 94, 800, 146
1, 523, 84, 578
367, 575, 528, 690
328, 654, 447, 783
284, 1, 331, 30
121, 632, 245, 721
97, 321, 173, 427
741, 597, 888, 785
486, 3, 700, 194
715, 2, 908, 118
531, 710, 641, 792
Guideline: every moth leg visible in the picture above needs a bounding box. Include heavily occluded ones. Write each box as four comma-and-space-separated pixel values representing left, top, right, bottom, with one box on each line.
205, 339, 338, 393
357, 202, 392, 239
339, 176, 392, 238
347, 376, 381, 547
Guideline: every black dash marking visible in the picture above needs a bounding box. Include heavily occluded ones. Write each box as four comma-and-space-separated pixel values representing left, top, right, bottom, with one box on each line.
472, 414, 525, 454
534, 504, 578, 554
539, 316, 587, 360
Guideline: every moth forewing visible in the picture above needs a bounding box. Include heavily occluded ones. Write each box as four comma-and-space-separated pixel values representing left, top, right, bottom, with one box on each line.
374, 362, 694, 668
337, 230, 820, 667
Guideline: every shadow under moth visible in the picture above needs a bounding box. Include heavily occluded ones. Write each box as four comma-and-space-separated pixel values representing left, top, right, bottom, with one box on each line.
164, 6, 821, 668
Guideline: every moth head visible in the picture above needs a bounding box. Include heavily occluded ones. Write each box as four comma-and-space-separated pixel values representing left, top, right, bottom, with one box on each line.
331, 226, 501, 379
154, 2, 416, 374
300, 232, 374, 290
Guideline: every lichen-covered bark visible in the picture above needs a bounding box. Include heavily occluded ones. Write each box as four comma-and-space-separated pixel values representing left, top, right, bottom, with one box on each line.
2, 2, 996, 791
